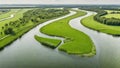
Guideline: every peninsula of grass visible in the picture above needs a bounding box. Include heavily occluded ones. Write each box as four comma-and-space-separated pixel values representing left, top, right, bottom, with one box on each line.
102, 10, 120, 19
40, 10, 96, 56
103, 14, 120, 19
81, 15, 120, 35
34, 35, 61, 48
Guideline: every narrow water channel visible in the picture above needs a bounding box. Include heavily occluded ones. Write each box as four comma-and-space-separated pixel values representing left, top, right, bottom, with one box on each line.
0, 9, 120, 68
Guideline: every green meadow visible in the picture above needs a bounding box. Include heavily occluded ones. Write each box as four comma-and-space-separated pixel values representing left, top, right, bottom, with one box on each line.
81, 15, 120, 35
103, 14, 120, 18
103, 10, 120, 19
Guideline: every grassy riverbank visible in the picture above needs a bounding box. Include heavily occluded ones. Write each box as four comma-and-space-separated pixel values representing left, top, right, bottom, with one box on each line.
0, 8, 69, 50
81, 15, 120, 35
38, 10, 95, 56
0, 9, 30, 38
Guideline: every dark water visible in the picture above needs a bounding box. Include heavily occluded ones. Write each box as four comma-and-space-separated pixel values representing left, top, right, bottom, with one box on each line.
0, 10, 120, 68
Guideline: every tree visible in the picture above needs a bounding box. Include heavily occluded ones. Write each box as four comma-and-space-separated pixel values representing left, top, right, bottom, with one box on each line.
2, 26, 4, 29
5, 23, 8, 27
0, 32, 2, 35
4, 28, 15, 35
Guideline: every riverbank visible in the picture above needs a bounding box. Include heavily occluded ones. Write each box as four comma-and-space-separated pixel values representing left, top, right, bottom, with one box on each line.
38, 10, 95, 56
0, 9, 29, 38
81, 14, 120, 36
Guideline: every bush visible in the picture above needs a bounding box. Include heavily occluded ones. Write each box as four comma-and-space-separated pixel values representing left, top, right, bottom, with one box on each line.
4, 28, 15, 35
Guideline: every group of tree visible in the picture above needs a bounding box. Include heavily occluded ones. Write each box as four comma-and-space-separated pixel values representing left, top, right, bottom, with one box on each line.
110, 11, 120, 14
80, 7, 120, 26
22, 8, 69, 23
0, 9, 10, 15
94, 10, 120, 26
0, 23, 15, 35
4, 27, 15, 35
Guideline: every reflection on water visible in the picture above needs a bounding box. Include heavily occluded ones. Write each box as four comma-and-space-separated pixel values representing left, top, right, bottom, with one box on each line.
0, 9, 120, 68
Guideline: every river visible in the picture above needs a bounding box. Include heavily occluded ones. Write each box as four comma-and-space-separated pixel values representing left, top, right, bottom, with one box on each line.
0, 9, 120, 68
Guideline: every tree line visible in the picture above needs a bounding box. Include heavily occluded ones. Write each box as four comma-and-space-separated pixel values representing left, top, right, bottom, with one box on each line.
23, 8, 69, 23
110, 11, 120, 14
79, 7, 120, 26
94, 10, 120, 26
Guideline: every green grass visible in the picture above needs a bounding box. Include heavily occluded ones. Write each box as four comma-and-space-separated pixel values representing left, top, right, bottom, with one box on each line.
0, 20, 47, 49
103, 14, 120, 18
34, 35, 61, 48
40, 10, 95, 56
105, 10, 120, 13
81, 15, 120, 35
0, 10, 9, 16
0, 21, 41, 48
0, 9, 33, 48
0, 9, 17, 19
0, 9, 31, 38
0, 8, 69, 50
103, 10, 120, 18
0, 9, 30, 28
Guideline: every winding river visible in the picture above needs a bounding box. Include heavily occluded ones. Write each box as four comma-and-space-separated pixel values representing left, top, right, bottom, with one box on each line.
0, 9, 120, 68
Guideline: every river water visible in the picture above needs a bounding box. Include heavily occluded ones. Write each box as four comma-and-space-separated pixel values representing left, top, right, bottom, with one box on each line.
0, 10, 120, 68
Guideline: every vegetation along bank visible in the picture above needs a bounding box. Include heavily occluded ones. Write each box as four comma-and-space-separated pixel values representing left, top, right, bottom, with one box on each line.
0, 8, 69, 49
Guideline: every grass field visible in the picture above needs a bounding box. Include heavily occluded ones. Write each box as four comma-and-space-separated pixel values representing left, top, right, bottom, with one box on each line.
0, 9, 34, 48
39, 10, 95, 56
0, 9, 17, 19
0, 9, 30, 38
103, 10, 120, 18
81, 15, 120, 35
103, 14, 120, 18
105, 10, 120, 13
0, 11, 9, 16
0, 9, 29, 27
34, 35, 61, 48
